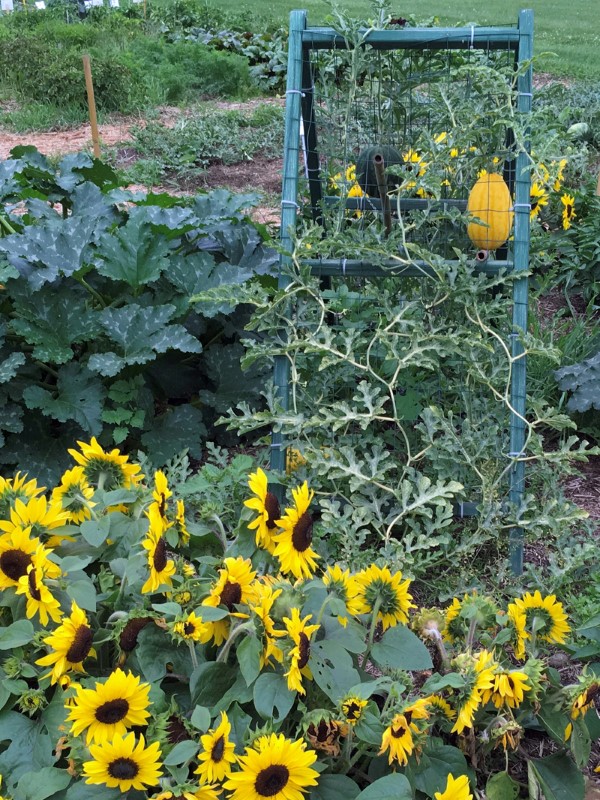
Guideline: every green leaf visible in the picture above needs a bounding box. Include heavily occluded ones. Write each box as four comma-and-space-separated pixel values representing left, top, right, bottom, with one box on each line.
80, 517, 111, 548
141, 404, 206, 464
65, 782, 122, 800
237, 634, 262, 687
0, 619, 34, 649
95, 210, 170, 289
23, 363, 105, 434
136, 624, 192, 683
88, 304, 201, 377
0, 352, 25, 383
0, 711, 54, 787
163, 739, 199, 766
486, 772, 519, 800
253, 673, 296, 722
529, 753, 585, 800
370, 624, 433, 671
421, 673, 466, 693
538, 705, 571, 745
10, 285, 100, 365
411, 742, 473, 797
66, 577, 97, 612
309, 774, 360, 800
354, 773, 412, 800
310, 640, 362, 702
353, 709, 385, 746
190, 705, 211, 731
16, 767, 71, 800
569, 717, 591, 768
191, 663, 237, 708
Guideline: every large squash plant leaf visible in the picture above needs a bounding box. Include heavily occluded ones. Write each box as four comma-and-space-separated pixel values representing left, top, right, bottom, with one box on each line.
555, 350, 600, 412
141, 404, 206, 463
10, 284, 100, 364
23, 363, 106, 435
95, 209, 171, 289
88, 304, 201, 377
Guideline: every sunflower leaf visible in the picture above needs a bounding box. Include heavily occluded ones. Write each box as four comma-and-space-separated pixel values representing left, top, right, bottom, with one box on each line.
528, 753, 585, 800
354, 773, 412, 800
253, 673, 295, 722
236, 634, 262, 687
163, 739, 199, 766
370, 625, 433, 671
0, 620, 34, 650
309, 774, 361, 800
16, 766, 71, 800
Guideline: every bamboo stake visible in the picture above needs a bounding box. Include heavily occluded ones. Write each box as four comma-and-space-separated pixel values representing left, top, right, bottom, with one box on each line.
596, 170, 600, 197
82, 54, 101, 159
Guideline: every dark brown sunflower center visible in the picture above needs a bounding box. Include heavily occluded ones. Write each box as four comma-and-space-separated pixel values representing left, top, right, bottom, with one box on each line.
391, 724, 407, 738
108, 757, 139, 780
0, 549, 32, 582
95, 698, 130, 724
297, 632, 310, 669
291, 512, 313, 553
264, 492, 280, 529
566, 203, 572, 215
27, 569, 42, 601
65, 624, 94, 663
345, 702, 360, 719
211, 734, 225, 762
220, 581, 242, 610
119, 617, 152, 652
183, 622, 195, 636
153, 538, 168, 572
255, 765, 290, 797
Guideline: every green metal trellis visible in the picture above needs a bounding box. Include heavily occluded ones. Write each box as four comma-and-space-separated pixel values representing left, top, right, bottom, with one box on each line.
271, 10, 533, 575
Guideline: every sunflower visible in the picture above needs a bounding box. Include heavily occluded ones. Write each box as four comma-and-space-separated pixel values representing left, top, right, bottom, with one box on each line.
507, 591, 570, 659
195, 711, 237, 783
379, 713, 416, 766
282, 608, 320, 695
272, 482, 319, 580
570, 679, 599, 722
141, 504, 176, 594
201, 557, 258, 646
173, 612, 208, 643
51, 467, 95, 525
0, 472, 44, 518
250, 582, 284, 667
552, 158, 568, 192
223, 733, 318, 800
0, 527, 59, 590
0, 495, 72, 547
36, 601, 96, 684
451, 650, 496, 734
403, 148, 427, 176
341, 696, 368, 726
152, 787, 222, 800
427, 695, 456, 721
15, 556, 62, 626
153, 470, 172, 521
529, 182, 549, 219
244, 468, 281, 554
434, 774, 473, 800
353, 564, 414, 630
83, 731, 162, 791
482, 669, 531, 709
175, 499, 190, 546
443, 592, 498, 644
66, 667, 151, 744
322, 565, 362, 624
69, 437, 143, 490
561, 193, 576, 230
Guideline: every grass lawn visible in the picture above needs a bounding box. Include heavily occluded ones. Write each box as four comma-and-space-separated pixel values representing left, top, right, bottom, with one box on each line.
208, 0, 600, 80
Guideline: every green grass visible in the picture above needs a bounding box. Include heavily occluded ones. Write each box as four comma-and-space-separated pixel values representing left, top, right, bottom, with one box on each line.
200, 0, 600, 80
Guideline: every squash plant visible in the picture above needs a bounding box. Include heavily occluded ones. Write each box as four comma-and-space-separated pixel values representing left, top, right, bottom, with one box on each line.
0, 146, 277, 483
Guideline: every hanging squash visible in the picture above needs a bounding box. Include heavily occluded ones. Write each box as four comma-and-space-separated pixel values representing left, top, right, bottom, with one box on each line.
466, 172, 514, 251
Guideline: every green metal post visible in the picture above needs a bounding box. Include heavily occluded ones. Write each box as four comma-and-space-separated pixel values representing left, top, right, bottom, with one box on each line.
508, 9, 533, 575
270, 10, 306, 491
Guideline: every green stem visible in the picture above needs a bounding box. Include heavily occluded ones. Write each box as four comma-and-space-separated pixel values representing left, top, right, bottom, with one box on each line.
362, 596, 382, 668
210, 514, 228, 552
188, 640, 199, 669
73, 274, 107, 307
0, 215, 17, 235
34, 361, 60, 380
216, 621, 254, 664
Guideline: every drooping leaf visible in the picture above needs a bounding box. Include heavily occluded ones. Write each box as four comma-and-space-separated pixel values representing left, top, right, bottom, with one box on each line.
23, 363, 105, 434
0, 619, 35, 649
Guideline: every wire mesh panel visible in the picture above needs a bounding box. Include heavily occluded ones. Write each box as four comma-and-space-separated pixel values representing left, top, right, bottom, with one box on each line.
275, 11, 533, 573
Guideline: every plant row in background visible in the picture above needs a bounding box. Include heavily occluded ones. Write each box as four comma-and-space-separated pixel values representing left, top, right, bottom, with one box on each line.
0, 444, 596, 800
0, 147, 277, 485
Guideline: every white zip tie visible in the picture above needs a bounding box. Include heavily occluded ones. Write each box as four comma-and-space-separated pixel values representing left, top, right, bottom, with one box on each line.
459, 501, 464, 518
512, 203, 532, 210
286, 89, 306, 97
341, 258, 347, 275
281, 200, 300, 209
469, 25, 475, 48
518, 92, 533, 97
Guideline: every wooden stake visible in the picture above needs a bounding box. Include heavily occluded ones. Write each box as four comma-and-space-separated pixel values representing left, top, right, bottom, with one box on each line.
82, 54, 101, 159
596, 170, 600, 197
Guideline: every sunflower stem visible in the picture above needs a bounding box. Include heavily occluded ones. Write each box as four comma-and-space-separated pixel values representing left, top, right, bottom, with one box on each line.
210, 514, 228, 552
216, 621, 254, 664
362, 596, 382, 668
466, 616, 478, 650
188, 640, 199, 669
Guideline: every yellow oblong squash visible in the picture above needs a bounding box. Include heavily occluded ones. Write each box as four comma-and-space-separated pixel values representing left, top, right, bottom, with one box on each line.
466, 172, 514, 250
